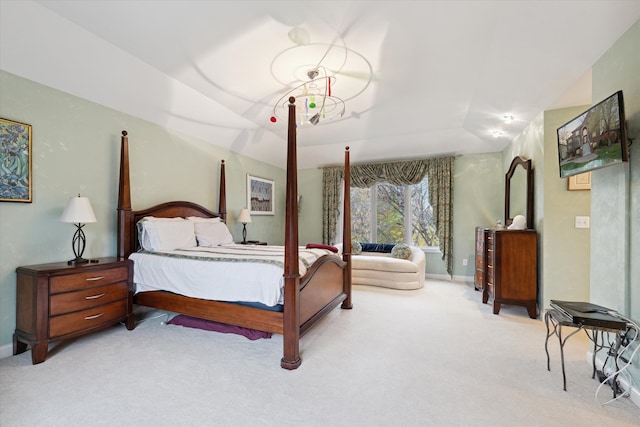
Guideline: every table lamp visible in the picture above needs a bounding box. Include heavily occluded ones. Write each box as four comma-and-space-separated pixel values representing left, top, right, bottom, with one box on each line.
60, 194, 97, 265
237, 208, 252, 244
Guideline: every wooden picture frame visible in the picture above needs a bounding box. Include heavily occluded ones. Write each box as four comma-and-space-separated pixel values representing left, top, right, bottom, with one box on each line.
0, 118, 33, 203
567, 172, 591, 191
247, 174, 274, 215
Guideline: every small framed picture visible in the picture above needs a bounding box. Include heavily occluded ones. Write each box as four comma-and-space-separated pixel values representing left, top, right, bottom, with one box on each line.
1, 118, 33, 203
247, 174, 274, 215
567, 172, 591, 191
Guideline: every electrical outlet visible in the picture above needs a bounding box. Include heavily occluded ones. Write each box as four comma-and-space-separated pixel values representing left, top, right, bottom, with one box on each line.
575, 216, 590, 229
462, 258, 468, 266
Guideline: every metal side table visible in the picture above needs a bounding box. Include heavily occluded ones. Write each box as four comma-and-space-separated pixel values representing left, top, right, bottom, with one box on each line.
544, 308, 625, 394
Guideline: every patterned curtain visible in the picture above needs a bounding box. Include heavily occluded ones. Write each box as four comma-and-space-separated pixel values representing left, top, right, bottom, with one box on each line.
322, 166, 344, 244
321, 156, 454, 277
427, 157, 454, 277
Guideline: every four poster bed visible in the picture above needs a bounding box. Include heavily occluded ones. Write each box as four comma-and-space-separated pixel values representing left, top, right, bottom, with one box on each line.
117, 97, 353, 369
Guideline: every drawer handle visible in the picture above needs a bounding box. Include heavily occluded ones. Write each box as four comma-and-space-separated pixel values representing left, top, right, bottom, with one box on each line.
85, 276, 105, 282
85, 293, 105, 300
85, 313, 104, 320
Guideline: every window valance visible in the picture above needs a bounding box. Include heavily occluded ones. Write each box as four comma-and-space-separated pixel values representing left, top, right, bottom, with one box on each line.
350, 158, 431, 188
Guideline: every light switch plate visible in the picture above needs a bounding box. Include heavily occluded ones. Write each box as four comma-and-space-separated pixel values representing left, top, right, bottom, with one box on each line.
575, 216, 590, 229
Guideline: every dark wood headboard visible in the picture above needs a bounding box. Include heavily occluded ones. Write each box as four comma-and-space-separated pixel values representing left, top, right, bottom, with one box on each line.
116, 131, 226, 258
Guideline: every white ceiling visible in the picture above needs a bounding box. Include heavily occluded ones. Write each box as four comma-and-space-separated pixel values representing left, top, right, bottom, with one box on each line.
2, 1, 640, 169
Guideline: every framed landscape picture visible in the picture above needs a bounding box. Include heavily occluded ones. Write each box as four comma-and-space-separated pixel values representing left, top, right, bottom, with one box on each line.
247, 174, 274, 215
0, 118, 32, 203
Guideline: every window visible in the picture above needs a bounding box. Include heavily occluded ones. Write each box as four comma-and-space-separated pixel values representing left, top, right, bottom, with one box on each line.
351, 176, 439, 248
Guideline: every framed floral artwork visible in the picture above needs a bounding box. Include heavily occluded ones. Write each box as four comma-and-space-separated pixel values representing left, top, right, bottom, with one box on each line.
1, 118, 32, 202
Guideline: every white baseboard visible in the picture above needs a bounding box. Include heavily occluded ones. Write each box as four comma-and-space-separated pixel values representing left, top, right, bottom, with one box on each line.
587, 349, 640, 409
0, 343, 14, 359
453, 275, 474, 284
425, 273, 473, 283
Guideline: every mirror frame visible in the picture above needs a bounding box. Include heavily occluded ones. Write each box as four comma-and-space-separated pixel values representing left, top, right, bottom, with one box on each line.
504, 156, 534, 229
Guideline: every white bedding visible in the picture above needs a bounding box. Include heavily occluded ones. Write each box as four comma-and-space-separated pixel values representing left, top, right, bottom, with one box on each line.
129, 244, 337, 307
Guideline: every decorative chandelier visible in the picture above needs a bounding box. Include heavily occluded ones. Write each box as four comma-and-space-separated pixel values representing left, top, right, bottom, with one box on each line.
270, 65, 345, 126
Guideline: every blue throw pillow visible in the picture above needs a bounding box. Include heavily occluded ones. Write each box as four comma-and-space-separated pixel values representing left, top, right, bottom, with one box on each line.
360, 242, 395, 253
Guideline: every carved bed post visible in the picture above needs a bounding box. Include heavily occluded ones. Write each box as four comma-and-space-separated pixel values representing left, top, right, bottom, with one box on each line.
219, 160, 226, 222
117, 130, 135, 330
281, 97, 301, 370
117, 130, 134, 259
341, 147, 353, 309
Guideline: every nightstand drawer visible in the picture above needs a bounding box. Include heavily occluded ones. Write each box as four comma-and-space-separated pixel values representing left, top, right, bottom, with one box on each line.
49, 282, 128, 316
49, 299, 127, 338
50, 266, 128, 294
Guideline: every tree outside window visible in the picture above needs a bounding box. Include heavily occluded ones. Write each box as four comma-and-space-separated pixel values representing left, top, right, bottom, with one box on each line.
351, 176, 439, 247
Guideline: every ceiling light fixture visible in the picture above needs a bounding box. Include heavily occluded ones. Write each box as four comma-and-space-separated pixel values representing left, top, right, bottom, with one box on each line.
503, 114, 514, 124
270, 65, 345, 126
492, 130, 504, 138
269, 26, 373, 127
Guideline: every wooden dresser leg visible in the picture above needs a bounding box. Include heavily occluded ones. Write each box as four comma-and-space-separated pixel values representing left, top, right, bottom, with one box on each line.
31, 342, 48, 364
527, 304, 537, 319
13, 334, 27, 355
493, 301, 501, 315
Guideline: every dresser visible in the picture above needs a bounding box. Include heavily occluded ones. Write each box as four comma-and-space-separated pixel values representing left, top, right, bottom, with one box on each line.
14, 257, 134, 364
474, 227, 488, 291
476, 229, 537, 319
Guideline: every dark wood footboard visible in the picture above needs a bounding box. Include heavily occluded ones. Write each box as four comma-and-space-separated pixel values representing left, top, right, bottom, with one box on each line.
299, 255, 348, 333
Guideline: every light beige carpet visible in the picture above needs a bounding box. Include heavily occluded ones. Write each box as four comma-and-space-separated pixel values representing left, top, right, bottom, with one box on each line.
1, 280, 638, 426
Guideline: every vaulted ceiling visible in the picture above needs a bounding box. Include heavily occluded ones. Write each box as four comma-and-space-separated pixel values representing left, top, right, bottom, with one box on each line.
2, 1, 639, 168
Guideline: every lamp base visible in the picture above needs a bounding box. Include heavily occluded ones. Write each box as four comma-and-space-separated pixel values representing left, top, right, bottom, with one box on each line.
67, 257, 90, 266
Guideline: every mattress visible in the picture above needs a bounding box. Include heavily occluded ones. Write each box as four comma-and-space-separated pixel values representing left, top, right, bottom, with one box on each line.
129, 244, 335, 307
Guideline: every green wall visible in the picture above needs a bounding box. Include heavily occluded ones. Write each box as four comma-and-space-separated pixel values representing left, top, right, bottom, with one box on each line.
590, 19, 639, 387
0, 70, 286, 353
542, 106, 592, 307
297, 168, 324, 245
452, 153, 503, 279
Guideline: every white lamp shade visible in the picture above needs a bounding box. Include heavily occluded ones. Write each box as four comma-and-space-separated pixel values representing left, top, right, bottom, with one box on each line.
237, 208, 252, 224
60, 196, 97, 223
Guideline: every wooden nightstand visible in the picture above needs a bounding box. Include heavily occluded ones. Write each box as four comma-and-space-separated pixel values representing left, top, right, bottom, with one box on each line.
14, 257, 134, 364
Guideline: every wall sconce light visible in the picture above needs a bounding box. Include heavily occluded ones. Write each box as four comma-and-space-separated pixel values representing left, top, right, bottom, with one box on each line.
60, 194, 97, 265
237, 208, 252, 244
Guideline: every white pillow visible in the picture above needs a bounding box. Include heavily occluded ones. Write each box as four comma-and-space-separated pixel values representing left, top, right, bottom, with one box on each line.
187, 216, 221, 223
137, 217, 183, 250
137, 217, 197, 251
194, 221, 234, 247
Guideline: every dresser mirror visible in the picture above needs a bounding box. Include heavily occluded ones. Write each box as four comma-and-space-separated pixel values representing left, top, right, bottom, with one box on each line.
504, 156, 533, 229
